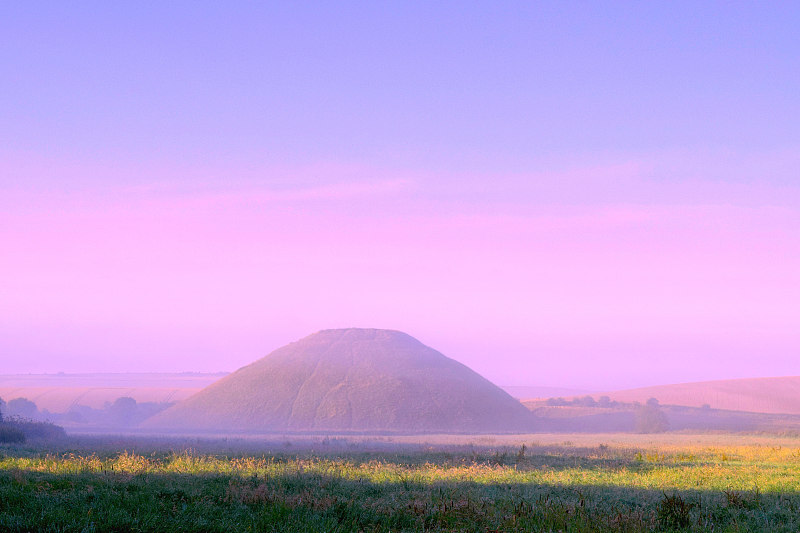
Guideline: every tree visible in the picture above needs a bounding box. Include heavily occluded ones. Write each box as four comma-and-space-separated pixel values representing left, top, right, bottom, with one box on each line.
636, 397, 668, 433
7, 398, 39, 419
109, 397, 138, 426
576, 395, 597, 407
0, 397, 5, 422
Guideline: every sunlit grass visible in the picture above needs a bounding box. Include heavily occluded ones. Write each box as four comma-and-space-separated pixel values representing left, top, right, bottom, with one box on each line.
4, 441, 799, 491
2, 435, 800, 531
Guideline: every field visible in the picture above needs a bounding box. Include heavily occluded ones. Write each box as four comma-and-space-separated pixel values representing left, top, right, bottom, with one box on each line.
603, 376, 800, 415
2, 433, 800, 532
0, 373, 226, 412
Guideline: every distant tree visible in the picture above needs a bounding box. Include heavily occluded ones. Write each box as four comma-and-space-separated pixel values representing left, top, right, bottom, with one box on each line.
597, 395, 612, 408
7, 398, 39, 419
546, 397, 568, 406
109, 397, 138, 426
64, 409, 87, 424
636, 398, 668, 433
576, 395, 597, 407
0, 397, 5, 422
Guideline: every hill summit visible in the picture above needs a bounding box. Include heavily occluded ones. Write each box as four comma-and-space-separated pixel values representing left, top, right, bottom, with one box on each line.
145, 328, 534, 432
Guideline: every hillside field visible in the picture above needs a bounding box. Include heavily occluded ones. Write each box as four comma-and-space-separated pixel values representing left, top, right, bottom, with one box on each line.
3, 433, 800, 532
601, 376, 800, 415
0, 373, 227, 413
524, 401, 800, 434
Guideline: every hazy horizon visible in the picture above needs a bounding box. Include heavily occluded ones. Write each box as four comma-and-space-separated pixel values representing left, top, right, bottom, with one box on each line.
3, 3, 799, 390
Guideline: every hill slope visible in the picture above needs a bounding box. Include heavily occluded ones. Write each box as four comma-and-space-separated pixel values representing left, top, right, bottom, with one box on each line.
144, 329, 534, 433
605, 377, 800, 415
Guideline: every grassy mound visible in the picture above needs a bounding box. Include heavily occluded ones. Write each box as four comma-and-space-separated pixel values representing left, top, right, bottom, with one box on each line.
145, 328, 534, 433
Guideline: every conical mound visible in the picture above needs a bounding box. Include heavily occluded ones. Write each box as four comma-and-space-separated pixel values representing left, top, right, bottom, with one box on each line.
145, 328, 534, 432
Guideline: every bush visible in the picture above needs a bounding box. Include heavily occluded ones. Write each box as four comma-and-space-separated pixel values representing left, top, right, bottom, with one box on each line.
0, 424, 25, 443
2, 417, 65, 440
658, 492, 695, 529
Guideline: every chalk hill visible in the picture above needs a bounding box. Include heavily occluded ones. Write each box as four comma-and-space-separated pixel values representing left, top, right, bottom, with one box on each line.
144, 329, 534, 432
605, 377, 800, 415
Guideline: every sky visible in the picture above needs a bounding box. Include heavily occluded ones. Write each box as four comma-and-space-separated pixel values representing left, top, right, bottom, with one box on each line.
2, 2, 799, 390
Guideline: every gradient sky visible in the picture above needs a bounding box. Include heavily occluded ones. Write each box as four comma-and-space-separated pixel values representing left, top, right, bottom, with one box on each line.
2, 2, 800, 389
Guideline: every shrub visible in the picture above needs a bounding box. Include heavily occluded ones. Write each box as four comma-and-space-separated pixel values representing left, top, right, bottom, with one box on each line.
3, 417, 65, 440
635, 399, 668, 433
724, 488, 762, 510
0, 424, 25, 443
658, 492, 695, 529
515, 443, 527, 463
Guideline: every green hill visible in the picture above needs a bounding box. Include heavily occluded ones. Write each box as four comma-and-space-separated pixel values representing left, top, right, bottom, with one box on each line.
144, 328, 534, 433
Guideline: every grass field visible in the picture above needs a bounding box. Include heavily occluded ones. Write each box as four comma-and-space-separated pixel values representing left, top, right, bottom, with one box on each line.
2, 433, 800, 532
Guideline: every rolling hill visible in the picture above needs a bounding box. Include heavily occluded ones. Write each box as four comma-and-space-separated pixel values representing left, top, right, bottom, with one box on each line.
0, 373, 226, 412
144, 328, 535, 433
602, 376, 800, 415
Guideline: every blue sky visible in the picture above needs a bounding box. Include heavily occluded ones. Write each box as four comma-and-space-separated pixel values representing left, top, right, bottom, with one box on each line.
4, 2, 799, 180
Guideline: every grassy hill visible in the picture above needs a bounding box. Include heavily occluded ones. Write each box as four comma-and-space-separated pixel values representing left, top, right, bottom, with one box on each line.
144, 328, 535, 433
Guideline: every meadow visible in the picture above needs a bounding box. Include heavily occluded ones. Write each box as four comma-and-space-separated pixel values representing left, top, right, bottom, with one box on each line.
2, 433, 800, 532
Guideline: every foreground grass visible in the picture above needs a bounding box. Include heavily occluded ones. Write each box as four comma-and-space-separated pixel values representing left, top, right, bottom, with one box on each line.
2, 435, 800, 532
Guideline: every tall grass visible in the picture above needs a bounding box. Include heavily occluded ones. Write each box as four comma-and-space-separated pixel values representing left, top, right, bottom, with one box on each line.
2, 436, 800, 531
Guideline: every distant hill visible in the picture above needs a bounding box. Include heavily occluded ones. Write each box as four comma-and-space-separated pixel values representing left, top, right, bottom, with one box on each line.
522, 400, 800, 434
0, 373, 227, 412
144, 328, 535, 433
603, 377, 800, 415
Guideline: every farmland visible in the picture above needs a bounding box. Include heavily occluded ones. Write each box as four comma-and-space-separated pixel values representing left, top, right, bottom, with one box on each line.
2, 433, 800, 532
0, 373, 226, 413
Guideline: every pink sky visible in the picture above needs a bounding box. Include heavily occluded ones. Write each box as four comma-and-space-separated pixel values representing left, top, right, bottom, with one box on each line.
3, 155, 799, 389
3, 3, 800, 390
